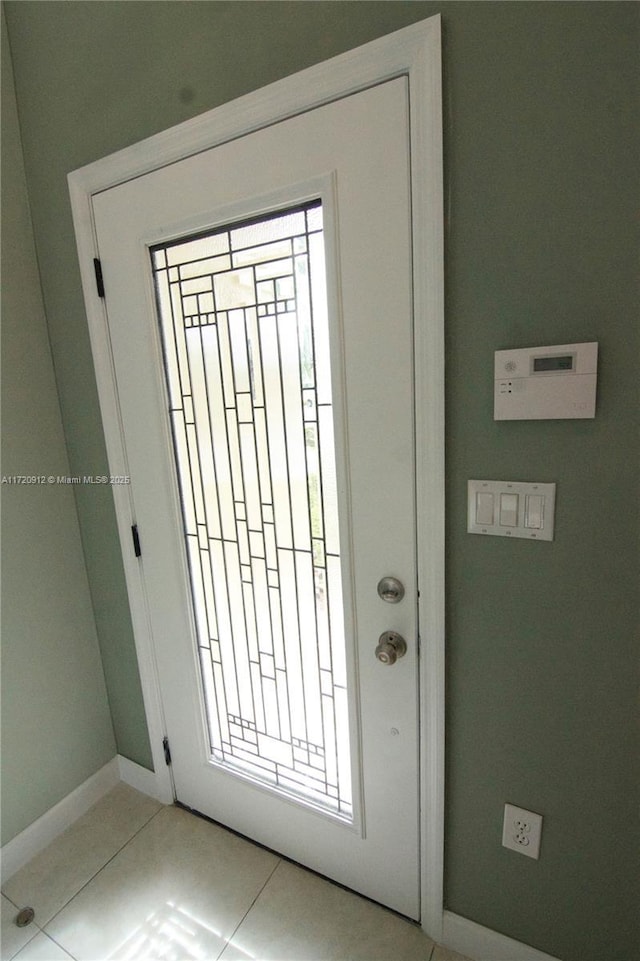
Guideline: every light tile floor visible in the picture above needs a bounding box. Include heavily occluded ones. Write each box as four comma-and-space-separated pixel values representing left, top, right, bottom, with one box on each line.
1, 785, 471, 961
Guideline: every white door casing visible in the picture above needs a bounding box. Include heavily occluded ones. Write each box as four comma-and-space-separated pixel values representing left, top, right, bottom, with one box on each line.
69, 16, 444, 939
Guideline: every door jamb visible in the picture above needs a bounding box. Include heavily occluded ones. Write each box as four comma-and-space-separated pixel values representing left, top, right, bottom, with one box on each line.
68, 15, 445, 941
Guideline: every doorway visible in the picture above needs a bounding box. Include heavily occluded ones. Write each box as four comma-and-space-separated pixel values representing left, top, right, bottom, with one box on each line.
69, 14, 444, 934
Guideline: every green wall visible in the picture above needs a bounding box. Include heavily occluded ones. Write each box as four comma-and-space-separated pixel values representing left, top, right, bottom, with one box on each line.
3, 3, 638, 959
1, 7, 117, 846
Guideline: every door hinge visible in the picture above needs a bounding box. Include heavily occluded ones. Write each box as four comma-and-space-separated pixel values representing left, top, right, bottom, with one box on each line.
131, 524, 142, 557
163, 736, 172, 766
93, 258, 105, 298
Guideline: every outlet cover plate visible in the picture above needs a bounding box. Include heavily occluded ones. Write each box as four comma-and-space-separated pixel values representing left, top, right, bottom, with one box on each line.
502, 803, 543, 859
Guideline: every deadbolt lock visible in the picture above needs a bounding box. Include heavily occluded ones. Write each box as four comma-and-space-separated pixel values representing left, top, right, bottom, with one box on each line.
377, 576, 405, 604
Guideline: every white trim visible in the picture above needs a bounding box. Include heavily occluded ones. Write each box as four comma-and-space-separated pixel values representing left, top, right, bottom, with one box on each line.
409, 20, 445, 942
443, 911, 563, 961
0, 758, 120, 883
117, 755, 169, 803
69, 17, 442, 198
68, 15, 444, 937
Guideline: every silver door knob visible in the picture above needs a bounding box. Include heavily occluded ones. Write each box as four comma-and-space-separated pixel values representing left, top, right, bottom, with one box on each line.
377, 576, 405, 603
375, 631, 407, 665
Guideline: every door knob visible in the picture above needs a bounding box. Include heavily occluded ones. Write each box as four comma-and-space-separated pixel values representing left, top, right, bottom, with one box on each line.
377, 576, 405, 603
375, 631, 407, 665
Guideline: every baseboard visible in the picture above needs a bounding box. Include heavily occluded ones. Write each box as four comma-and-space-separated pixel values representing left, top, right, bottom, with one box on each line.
117, 754, 170, 802
0, 757, 120, 883
442, 911, 562, 961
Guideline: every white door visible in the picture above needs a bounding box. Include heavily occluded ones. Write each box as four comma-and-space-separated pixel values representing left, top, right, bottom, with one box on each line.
93, 78, 421, 919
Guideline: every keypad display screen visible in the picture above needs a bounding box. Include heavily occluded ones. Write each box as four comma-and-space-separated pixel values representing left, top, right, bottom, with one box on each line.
533, 355, 574, 372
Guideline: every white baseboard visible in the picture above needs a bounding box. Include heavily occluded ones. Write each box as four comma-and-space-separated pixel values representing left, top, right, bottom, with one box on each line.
443, 911, 562, 961
0, 757, 120, 883
0, 755, 169, 884
117, 754, 170, 802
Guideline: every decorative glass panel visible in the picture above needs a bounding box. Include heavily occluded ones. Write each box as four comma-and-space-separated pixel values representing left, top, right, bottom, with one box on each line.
151, 202, 352, 820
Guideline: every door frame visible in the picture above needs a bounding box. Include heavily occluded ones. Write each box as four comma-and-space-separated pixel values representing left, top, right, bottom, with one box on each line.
69, 15, 444, 940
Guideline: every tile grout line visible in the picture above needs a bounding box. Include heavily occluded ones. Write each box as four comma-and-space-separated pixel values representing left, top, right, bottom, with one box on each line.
215, 857, 283, 960
2, 891, 32, 912
38, 929, 80, 961
15, 927, 79, 961
26, 921, 81, 961
39, 802, 165, 932
4, 925, 40, 961
7, 936, 39, 961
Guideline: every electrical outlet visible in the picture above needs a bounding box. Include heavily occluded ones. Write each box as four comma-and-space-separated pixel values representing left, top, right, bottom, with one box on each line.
502, 803, 543, 859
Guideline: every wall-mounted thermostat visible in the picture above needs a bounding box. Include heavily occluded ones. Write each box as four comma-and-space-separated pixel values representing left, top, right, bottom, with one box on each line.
494, 342, 598, 420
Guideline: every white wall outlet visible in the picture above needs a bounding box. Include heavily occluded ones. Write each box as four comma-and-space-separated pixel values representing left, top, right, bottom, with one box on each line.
502, 803, 543, 859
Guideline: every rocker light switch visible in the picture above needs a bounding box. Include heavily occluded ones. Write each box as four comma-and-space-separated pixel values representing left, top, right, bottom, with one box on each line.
499, 493, 518, 526
476, 492, 495, 526
525, 494, 544, 529
467, 480, 556, 541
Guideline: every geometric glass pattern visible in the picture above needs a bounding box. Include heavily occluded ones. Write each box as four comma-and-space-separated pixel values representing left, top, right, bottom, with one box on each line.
151, 202, 352, 820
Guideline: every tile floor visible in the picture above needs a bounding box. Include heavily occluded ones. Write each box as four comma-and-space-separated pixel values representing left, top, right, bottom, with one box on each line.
1, 784, 471, 961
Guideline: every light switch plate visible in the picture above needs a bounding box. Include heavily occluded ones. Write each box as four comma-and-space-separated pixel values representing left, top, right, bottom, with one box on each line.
467, 480, 556, 541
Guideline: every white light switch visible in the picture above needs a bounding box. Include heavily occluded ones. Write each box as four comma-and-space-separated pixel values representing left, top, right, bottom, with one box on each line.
476, 492, 495, 526
499, 493, 518, 527
525, 494, 544, 529
468, 480, 556, 541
